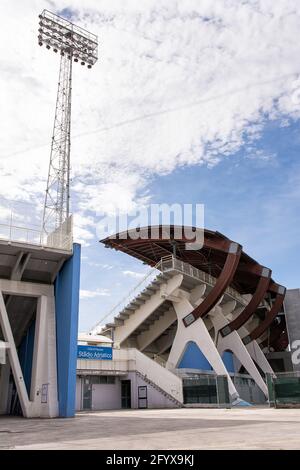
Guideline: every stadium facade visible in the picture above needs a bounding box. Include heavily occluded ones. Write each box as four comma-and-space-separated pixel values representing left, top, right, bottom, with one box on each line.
76, 226, 299, 411
0, 230, 80, 418
1, 224, 299, 416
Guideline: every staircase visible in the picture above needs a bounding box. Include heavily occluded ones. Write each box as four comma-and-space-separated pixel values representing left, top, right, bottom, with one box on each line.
92, 255, 251, 339
101, 271, 175, 334
133, 348, 183, 405
135, 370, 183, 408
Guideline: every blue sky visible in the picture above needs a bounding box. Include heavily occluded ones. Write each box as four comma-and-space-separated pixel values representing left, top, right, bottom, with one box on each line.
0, 0, 300, 332
80, 117, 300, 332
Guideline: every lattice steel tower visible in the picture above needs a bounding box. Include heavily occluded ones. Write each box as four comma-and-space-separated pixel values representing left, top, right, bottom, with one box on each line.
38, 10, 98, 235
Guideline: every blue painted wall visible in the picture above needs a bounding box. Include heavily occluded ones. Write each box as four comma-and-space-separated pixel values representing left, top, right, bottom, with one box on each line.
18, 319, 36, 396
55, 243, 81, 417
178, 342, 235, 374
222, 351, 235, 373
178, 341, 213, 370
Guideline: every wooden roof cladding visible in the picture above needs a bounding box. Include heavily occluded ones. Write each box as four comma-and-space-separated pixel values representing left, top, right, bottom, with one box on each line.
100, 225, 280, 296
101, 225, 286, 340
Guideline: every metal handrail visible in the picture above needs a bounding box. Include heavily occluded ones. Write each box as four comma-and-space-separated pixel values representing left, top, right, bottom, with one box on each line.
0, 219, 72, 251
160, 255, 247, 307
92, 255, 248, 333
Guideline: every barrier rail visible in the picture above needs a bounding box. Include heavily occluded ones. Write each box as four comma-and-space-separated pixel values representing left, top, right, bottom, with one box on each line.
0, 215, 73, 251
158, 255, 247, 307
91, 255, 249, 333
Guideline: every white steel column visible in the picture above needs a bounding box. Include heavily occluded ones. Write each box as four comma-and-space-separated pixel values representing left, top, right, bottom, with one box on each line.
246, 340, 274, 375
0, 292, 31, 417
211, 302, 268, 397
167, 296, 239, 399
218, 303, 273, 374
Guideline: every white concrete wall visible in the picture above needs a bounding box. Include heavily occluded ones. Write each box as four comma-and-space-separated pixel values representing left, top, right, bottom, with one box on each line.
76, 372, 178, 411
134, 348, 183, 403
0, 280, 58, 418
77, 349, 131, 373
127, 372, 177, 409
92, 381, 122, 410
76, 347, 183, 408
78, 347, 183, 403
76, 376, 122, 411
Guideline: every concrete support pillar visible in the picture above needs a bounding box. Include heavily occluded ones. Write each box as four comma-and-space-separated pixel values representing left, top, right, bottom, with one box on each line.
167, 296, 239, 400
230, 314, 274, 376
30, 295, 58, 417
31, 296, 48, 406
211, 303, 268, 397
246, 340, 274, 375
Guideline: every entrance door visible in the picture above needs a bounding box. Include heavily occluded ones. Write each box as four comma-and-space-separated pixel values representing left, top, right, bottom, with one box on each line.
82, 378, 92, 410
121, 380, 131, 409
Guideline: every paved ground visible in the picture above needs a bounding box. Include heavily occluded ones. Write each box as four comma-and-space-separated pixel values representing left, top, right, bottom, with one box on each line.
0, 407, 300, 450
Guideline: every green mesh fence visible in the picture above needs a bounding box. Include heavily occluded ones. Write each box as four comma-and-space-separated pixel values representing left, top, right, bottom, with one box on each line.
266, 372, 300, 407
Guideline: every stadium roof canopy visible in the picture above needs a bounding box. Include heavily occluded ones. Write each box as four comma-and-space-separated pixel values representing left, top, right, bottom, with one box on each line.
100, 225, 282, 297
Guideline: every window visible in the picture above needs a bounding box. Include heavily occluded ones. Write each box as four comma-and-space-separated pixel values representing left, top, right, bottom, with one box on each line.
89, 375, 116, 384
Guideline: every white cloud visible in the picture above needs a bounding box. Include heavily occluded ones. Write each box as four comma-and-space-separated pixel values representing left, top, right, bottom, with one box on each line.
245, 148, 278, 165
80, 288, 111, 299
87, 261, 114, 269
1, 0, 300, 243
73, 212, 95, 246
122, 270, 146, 279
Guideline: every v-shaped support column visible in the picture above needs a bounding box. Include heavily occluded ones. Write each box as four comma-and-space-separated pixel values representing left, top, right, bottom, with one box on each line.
245, 340, 274, 375
167, 293, 239, 400
222, 306, 274, 376
210, 301, 268, 397
241, 285, 286, 378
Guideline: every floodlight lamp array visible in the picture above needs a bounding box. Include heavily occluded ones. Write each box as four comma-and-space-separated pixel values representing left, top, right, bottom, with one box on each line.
38, 10, 98, 68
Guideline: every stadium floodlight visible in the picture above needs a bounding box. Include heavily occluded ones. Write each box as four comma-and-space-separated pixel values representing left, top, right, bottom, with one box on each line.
38, 10, 98, 237
38, 10, 98, 67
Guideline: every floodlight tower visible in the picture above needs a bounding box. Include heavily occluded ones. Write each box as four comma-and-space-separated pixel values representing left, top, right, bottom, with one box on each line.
38, 10, 98, 236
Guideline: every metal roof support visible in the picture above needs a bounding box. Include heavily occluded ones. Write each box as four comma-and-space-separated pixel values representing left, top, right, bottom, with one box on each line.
243, 284, 286, 344
182, 242, 242, 327
220, 266, 272, 337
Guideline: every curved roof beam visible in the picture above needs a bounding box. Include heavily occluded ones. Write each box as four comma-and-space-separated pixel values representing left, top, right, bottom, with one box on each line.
220, 266, 272, 337
183, 242, 242, 327
242, 284, 286, 344
261, 316, 286, 349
